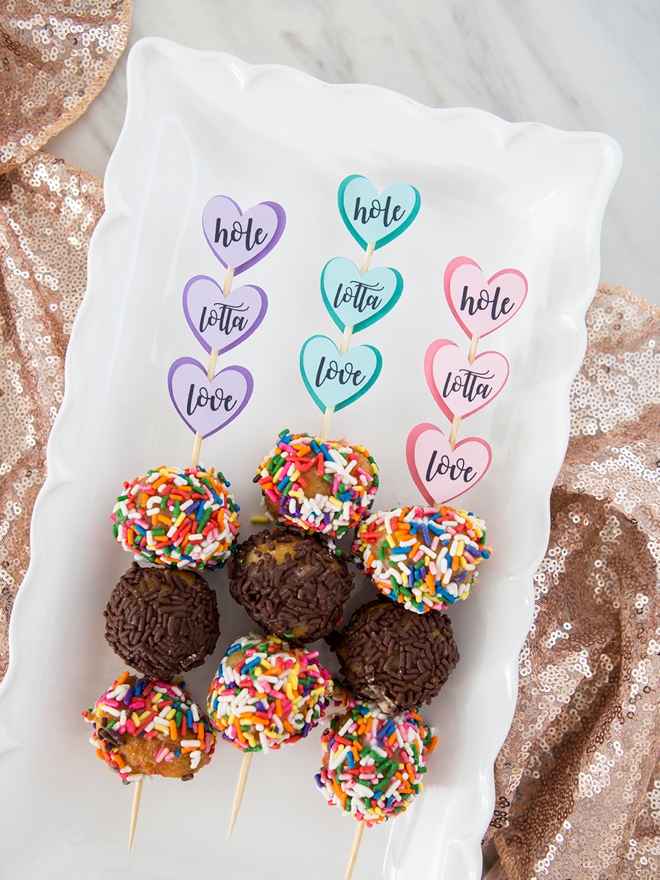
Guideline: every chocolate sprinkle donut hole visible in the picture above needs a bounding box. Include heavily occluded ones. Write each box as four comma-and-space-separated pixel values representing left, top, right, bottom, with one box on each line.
104, 562, 220, 680
228, 529, 355, 646
332, 600, 459, 712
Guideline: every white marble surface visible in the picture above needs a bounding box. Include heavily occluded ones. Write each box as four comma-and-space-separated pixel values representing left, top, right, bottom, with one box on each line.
46, 1, 660, 308
47, 0, 660, 306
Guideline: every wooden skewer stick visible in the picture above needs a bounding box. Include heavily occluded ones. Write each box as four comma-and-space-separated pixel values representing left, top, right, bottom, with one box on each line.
448, 334, 480, 451
207, 266, 235, 380
319, 242, 375, 441
467, 333, 479, 364
344, 820, 365, 880
127, 777, 143, 853
228, 751, 253, 840
189, 265, 235, 468
189, 432, 203, 469
358, 242, 375, 279
448, 414, 461, 451
319, 406, 334, 442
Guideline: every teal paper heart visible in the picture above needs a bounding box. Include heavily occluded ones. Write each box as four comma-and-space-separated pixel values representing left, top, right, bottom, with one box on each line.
320, 257, 403, 333
338, 175, 421, 251
300, 335, 382, 412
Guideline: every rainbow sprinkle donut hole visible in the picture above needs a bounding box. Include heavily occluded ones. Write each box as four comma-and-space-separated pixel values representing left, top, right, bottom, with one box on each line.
352, 505, 491, 614
82, 672, 216, 783
255, 430, 379, 538
207, 632, 334, 752
111, 465, 240, 570
315, 699, 436, 825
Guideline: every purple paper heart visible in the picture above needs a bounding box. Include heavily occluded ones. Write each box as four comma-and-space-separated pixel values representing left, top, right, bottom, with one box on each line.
183, 275, 268, 355
202, 195, 286, 275
168, 358, 254, 438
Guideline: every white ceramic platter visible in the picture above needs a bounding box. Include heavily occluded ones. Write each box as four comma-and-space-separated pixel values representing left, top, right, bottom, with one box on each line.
0, 38, 620, 880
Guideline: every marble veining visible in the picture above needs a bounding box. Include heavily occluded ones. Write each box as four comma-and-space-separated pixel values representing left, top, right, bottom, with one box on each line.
48, 0, 660, 303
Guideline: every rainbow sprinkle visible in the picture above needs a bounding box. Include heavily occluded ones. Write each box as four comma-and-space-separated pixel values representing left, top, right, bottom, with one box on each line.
82, 672, 216, 783
255, 430, 378, 537
111, 465, 240, 570
352, 505, 491, 614
315, 699, 436, 825
207, 633, 334, 752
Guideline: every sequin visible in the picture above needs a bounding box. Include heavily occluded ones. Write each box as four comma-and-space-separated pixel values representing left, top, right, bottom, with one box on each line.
0, 152, 104, 679
0, 1, 132, 174
484, 286, 660, 880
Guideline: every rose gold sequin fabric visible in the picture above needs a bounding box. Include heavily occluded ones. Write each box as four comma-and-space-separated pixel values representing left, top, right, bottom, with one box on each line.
484, 286, 660, 880
0, 153, 104, 679
0, 0, 132, 174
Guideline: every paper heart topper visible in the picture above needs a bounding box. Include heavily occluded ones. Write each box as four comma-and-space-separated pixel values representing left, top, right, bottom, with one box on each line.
300, 334, 382, 412
183, 275, 268, 356
168, 357, 253, 438
424, 339, 509, 421
338, 175, 421, 251
320, 257, 403, 333
406, 423, 492, 506
202, 195, 286, 275
444, 256, 528, 339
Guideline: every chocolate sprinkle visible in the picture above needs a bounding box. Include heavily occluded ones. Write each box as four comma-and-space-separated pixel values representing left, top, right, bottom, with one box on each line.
332, 600, 459, 711
104, 562, 220, 680
228, 529, 355, 646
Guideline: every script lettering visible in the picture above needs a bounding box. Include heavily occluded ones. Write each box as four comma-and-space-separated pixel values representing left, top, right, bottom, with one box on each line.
186, 383, 237, 416
425, 451, 476, 484
314, 357, 365, 388
199, 301, 250, 337
213, 216, 268, 251
459, 285, 513, 322
332, 279, 384, 314
352, 195, 405, 227
441, 367, 495, 403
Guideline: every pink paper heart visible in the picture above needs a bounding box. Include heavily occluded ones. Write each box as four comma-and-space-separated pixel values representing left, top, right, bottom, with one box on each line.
444, 256, 527, 339
202, 195, 286, 275
424, 339, 509, 421
406, 423, 492, 506
168, 358, 254, 438
183, 275, 268, 355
